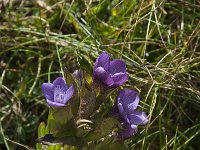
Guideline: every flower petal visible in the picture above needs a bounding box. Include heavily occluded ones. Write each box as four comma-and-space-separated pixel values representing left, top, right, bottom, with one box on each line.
94, 52, 110, 72
53, 77, 68, 90
118, 89, 140, 114
118, 122, 138, 139
47, 99, 66, 107
118, 102, 124, 114
94, 67, 114, 86
128, 111, 148, 125
117, 90, 125, 103
112, 73, 128, 86
109, 60, 126, 75
42, 83, 54, 100
118, 102, 130, 123
63, 85, 74, 104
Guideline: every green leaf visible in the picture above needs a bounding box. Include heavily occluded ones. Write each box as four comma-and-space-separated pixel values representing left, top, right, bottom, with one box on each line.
47, 107, 76, 137
86, 117, 119, 141
72, 70, 96, 119
49, 144, 62, 150
72, 69, 93, 92
38, 122, 48, 138
37, 122, 49, 150
64, 68, 80, 117
83, 71, 93, 86
95, 87, 118, 111
37, 134, 85, 147
94, 136, 128, 150
78, 87, 96, 119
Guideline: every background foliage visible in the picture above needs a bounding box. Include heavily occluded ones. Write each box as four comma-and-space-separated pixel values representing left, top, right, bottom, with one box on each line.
0, 0, 200, 149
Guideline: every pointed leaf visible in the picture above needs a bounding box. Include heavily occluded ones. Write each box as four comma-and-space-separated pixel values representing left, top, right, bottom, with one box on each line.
95, 87, 119, 110
38, 122, 48, 138
83, 70, 93, 86
37, 122, 49, 150
86, 117, 119, 141
64, 68, 80, 117
47, 107, 76, 137
78, 87, 96, 119
64, 68, 75, 86
49, 144, 62, 150
36, 134, 84, 147
94, 136, 128, 150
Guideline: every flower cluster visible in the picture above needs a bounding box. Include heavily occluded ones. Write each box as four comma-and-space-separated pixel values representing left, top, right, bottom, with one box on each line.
40, 51, 148, 148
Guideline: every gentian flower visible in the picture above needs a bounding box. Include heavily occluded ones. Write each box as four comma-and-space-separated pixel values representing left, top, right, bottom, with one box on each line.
42, 77, 74, 107
93, 52, 128, 87
117, 89, 148, 138
118, 122, 138, 139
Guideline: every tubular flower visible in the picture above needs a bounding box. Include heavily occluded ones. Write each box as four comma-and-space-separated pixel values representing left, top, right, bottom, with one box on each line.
42, 77, 74, 107
93, 52, 128, 87
117, 89, 148, 138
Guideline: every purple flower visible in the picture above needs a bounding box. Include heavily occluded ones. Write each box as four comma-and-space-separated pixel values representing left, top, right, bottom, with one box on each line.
42, 77, 74, 107
93, 52, 128, 87
118, 122, 138, 139
117, 89, 148, 138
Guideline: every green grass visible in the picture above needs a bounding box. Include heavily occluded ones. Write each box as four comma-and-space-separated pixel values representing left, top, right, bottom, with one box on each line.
0, 0, 200, 149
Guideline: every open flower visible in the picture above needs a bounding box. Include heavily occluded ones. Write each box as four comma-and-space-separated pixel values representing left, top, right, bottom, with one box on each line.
93, 52, 128, 87
42, 77, 74, 107
117, 89, 148, 138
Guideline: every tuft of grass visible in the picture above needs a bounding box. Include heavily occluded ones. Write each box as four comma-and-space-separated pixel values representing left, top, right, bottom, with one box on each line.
0, 0, 200, 149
